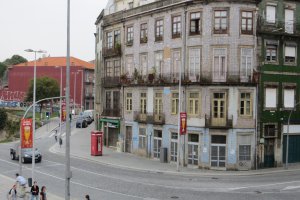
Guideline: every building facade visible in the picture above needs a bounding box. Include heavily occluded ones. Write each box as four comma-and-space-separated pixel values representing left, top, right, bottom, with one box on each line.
95, 0, 260, 170
257, 0, 300, 168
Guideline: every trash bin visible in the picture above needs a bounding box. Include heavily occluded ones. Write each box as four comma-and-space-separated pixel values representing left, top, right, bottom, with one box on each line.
160, 147, 168, 163
28, 178, 32, 187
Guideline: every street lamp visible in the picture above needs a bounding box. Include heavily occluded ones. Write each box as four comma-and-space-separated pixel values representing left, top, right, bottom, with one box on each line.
285, 101, 300, 169
176, 58, 182, 172
72, 71, 79, 114
24, 49, 46, 182
56, 66, 63, 142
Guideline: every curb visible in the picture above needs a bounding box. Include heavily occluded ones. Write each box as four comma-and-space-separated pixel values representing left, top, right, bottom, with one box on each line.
48, 144, 300, 177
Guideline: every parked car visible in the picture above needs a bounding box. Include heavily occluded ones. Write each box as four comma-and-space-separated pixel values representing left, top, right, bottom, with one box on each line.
83, 115, 93, 125
83, 110, 94, 121
76, 117, 88, 128
10, 144, 42, 163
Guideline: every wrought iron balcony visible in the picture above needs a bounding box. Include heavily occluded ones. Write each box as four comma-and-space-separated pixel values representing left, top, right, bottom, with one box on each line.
205, 114, 233, 129
102, 108, 121, 117
102, 77, 121, 87
102, 45, 121, 58
133, 111, 148, 123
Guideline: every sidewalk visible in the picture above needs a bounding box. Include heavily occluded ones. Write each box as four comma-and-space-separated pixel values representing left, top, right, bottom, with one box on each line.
50, 123, 300, 176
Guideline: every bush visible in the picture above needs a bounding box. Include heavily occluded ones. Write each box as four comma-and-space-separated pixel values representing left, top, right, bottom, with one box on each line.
0, 109, 8, 130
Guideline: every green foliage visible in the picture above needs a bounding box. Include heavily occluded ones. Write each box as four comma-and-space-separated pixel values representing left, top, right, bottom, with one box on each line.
0, 62, 7, 78
3, 55, 27, 66
25, 76, 60, 102
0, 109, 8, 130
5, 120, 20, 138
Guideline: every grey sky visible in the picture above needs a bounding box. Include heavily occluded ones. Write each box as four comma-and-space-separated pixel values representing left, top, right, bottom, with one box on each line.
0, 0, 107, 63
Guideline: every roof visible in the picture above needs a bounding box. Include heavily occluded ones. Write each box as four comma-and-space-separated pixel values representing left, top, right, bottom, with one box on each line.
15, 57, 94, 69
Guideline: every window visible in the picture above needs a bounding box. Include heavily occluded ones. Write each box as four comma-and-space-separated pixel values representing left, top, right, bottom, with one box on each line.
213, 48, 227, 82
214, 10, 228, 34
172, 16, 181, 38
241, 48, 253, 78
240, 92, 252, 116
265, 88, 277, 108
105, 61, 113, 77
106, 91, 111, 109
114, 30, 121, 46
239, 145, 251, 161
127, 26, 134, 45
285, 9, 294, 33
114, 60, 120, 77
172, 50, 181, 77
126, 93, 132, 111
113, 91, 120, 110
171, 92, 179, 115
155, 19, 163, 41
128, 2, 133, 9
170, 132, 178, 162
266, 43, 277, 62
241, 11, 253, 34
106, 32, 113, 48
154, 93, 163, 114
284, 89, 295, 108
190, 12, 201, 35
189, 48, 201, 80
154, 51, 163, 75
126, 55, 133, 76
140, 92, 147, 114
264, 124, 276, 137
139, 128, 147, 149
140, 23, 148, 43
139, 54, 148, 76
266, 5, 276, 24
188, 92, 200, 115
285, 45, 296, 64
212, 93, 226, 119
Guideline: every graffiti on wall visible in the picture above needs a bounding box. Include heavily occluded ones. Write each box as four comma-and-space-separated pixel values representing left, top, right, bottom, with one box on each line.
0, 90, 26, 102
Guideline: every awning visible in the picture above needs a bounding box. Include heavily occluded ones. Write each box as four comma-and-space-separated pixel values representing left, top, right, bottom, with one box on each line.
99, 118, 120, 129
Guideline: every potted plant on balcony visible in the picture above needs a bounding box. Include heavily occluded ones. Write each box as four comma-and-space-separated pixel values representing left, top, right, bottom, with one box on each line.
120, 73, 128, 84
148, 67, 156, 83
114, 42, 121, 55
133, 68, 139, 84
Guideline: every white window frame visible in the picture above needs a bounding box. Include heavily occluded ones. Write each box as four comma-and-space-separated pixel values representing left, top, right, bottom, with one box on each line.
266, 5, 276, 24
284, 88, 295, 108
154, 51, 163, 76
139, 127, 147, 149
284, 45, 296, 65
126, 92, 132, 112
126, 55, 134, 77
213, 48, 227, 82
188, 92, 200, 116
189, 48, 201, 81
240, 48, 253, 80
285, 9, 294, 34
172, 50, 181, 78
140, 92, 147, 114
139, 54, 148, 76
265, 88, 277, 109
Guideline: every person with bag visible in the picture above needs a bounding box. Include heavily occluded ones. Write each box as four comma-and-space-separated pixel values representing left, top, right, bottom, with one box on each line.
31, 181, 39, 200
7, 184, 17, 200
40, 186, 47, 200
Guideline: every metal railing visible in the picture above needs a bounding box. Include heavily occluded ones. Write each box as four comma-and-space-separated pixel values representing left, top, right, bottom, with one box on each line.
102, 108, 121, 117
102, 46, 122, 58
102, 77, 121, 87
205, 114, 233, 128
257, 16, 300, 35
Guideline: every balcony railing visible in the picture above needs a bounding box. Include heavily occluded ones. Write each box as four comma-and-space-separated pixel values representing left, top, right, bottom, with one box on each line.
133, 111, 148, 123
102, 108, 121, 117
102, 45, 121, 58
257, 16, 300, 36
205, 114, 233, 129
102, 77, 121, 87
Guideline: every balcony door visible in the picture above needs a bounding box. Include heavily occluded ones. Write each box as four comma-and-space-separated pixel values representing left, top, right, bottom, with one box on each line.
213, 48, 226, 82
212, 93, 227, 126
285, 9, 294, 34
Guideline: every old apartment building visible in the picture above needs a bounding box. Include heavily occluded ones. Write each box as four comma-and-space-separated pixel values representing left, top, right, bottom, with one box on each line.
95, 0, 259, 170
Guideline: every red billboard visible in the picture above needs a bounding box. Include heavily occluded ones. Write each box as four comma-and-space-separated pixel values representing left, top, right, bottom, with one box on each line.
21, 119, 33, 148
180, 112, 187, 135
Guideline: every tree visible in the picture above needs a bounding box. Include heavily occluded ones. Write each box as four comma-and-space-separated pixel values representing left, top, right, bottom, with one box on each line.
0, 62, 6, 78
0, 108, 8, 130
3, 55, 27, 66
25, 77, 60, 116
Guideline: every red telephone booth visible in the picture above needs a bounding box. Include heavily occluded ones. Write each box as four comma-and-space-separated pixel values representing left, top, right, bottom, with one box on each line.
91, 131, 103, 156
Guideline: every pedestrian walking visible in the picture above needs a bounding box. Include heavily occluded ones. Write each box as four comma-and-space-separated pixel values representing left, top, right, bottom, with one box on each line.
40, 186, 47, 200
59, 137, 63, 148
30, 181, 39, 200
54, 129, 58, 142
7, 184, 17, 200
85, 194, 90, 200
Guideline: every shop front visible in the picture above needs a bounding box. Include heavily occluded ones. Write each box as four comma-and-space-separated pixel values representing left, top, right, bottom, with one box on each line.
99, 118, 120, 148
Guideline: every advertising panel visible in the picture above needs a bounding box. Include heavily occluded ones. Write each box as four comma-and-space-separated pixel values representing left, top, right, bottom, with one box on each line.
21, 118, 33, 148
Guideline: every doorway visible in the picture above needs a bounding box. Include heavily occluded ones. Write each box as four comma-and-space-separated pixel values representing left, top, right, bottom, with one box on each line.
211, 135, 226, 168
125, 126, 132, 153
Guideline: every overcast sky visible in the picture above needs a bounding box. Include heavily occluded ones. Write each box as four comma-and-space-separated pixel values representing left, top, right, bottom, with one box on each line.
0, 0, 107, 63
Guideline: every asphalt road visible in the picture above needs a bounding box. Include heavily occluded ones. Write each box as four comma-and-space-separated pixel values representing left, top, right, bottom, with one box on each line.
0, 120, 299, 200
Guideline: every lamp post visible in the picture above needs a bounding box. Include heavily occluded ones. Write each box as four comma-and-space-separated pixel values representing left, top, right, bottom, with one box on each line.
56, 66, 63, 141
72, 71, 79, 114
24, 49, 46, 182
176, 58, 182, 172
77, 70, 83, 112
285, 101, 300, 169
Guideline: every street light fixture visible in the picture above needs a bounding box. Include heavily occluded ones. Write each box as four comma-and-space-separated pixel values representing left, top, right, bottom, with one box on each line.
24, 49, 46, 182
176, 58, 182, 172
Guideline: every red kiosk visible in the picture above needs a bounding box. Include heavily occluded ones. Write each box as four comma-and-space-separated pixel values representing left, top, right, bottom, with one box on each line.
91, 131, 103, 156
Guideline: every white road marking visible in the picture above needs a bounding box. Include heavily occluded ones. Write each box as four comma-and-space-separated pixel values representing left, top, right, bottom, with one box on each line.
230, 180, 300, 191
282, 185, 300, 191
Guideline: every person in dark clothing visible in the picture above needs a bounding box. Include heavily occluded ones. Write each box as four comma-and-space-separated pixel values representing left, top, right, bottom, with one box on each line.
40, 186, 47, 200
31, 181, 39, 200
85, 194, 90, 200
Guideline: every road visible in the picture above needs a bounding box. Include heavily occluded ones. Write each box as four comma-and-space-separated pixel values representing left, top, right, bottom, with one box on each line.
0, 119, 299, 200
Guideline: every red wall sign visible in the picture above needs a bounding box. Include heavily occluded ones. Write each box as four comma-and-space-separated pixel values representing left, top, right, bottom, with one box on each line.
180, 112, 187, 135
21, 119, 33, 148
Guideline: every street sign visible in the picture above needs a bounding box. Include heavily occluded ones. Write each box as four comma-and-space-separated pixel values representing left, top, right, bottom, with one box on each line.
180, 112, 187, 135
21, 118, 33, 148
